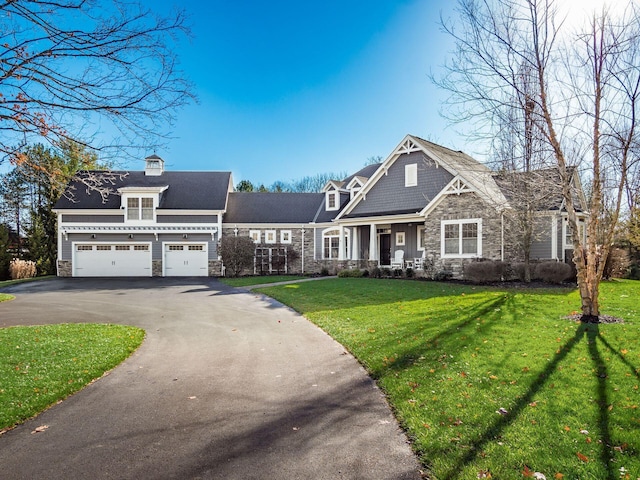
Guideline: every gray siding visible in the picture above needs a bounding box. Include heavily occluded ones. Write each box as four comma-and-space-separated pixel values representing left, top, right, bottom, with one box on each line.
62, 214, 123, 223
530, 217, 553, 259
531, 216, 562, 260
391, 224, 420, 259
349, 151, 454, 217
358, 225, 370, 258
156, 214, 218, 224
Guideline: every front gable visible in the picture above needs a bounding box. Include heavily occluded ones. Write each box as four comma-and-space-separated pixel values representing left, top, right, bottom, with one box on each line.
338, 136, 455, 219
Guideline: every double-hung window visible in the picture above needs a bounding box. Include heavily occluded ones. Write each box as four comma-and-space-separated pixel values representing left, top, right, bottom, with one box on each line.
441, 219, 481, 257
326, 191, 339, 211
127, 197, 154, 221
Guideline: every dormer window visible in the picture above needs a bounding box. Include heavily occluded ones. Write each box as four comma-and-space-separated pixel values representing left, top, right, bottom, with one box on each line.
127, 197, 154, 220
119, 185, 167, 223
326, 191, 339, 211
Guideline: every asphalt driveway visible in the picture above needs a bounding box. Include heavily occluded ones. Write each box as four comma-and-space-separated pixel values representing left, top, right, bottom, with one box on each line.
0, 278, 422, 480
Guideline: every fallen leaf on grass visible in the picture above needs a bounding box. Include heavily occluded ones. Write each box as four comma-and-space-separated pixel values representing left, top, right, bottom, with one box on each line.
576, 452, 589, 462
31, 425, 48, 434
563, 425, 571, 432
554, 474, 564, 479
477, 469, 491, 478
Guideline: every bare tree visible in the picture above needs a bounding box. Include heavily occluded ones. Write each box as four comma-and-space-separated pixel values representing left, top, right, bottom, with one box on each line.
219, 236, 256, 277
436, 0, 640, 320
1, 0, 194, 167
492, 64, 556, 281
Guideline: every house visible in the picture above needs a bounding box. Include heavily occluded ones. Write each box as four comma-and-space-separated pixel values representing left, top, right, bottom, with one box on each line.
54, 156, 231, 277
53, 135, 587, 278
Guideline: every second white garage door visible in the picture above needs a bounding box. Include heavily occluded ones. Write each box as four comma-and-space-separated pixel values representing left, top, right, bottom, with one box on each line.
164, 243, 208, 276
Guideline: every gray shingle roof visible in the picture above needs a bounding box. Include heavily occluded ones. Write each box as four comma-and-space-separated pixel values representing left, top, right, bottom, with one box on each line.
493, 167, 584, 212
410, 136, 508, 207
340, 163, 380, 187
54, 171, 231, 210
225, 192, 325, 224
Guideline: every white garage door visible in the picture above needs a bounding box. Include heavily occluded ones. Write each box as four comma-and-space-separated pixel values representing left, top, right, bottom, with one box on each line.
73, 244, 152, 277
164, 244, 208, 276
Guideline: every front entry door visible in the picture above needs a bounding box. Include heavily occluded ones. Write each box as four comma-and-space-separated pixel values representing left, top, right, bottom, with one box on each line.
380, 234, 391, 265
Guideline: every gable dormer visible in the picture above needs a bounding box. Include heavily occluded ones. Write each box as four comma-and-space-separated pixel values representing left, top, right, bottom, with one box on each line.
145, 154, 164, 176
118, 185, 168, 223
346, 176, 366, 200
322, 180, 345, 211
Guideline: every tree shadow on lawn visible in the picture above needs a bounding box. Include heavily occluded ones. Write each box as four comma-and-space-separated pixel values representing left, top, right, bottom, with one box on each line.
437, 322, 639, 480
259, 278, 576, 317
355, 288, 638, 479
373, 293, 515, 374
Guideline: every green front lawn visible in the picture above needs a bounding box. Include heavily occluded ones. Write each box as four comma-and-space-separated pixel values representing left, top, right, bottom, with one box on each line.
0, 293, 13, 303
219, 275, 307, 287
0, 323, 145, 431
258, 278, 640, 480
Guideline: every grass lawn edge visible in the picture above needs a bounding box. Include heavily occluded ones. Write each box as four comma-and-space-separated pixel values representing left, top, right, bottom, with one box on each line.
0, 323, 146, 434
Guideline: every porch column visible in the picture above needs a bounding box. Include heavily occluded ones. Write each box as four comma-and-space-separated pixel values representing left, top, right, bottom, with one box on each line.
369, 223, 377, 261
338, 225, 345, 260
352, 227, 359, 260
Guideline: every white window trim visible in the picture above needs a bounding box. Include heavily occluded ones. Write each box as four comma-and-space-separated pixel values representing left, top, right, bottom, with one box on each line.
249, 230, 261, 244
562, 216, 587, 252
326, 191, 339, 211
322, 227, 350, 260
124, 195, 157, 224
395, 231, 405, 246
440, 218, 482, 258
265, 230, 277, 244
417, 226, 425, 251
405, 163, 418, 187
280, 230, 292, 244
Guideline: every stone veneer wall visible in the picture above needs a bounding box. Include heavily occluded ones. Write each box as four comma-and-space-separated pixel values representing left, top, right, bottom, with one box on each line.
424, 192, 503, 279
307, 259, 378, 275
218, 227, 379, 276
221, 227, 312, 276
208, 259, 223, 276
152, 260, 162, 277
57, 260, 72, 277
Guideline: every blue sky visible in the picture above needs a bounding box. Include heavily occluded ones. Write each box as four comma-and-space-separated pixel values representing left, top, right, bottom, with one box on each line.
141, 0, 463, 187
